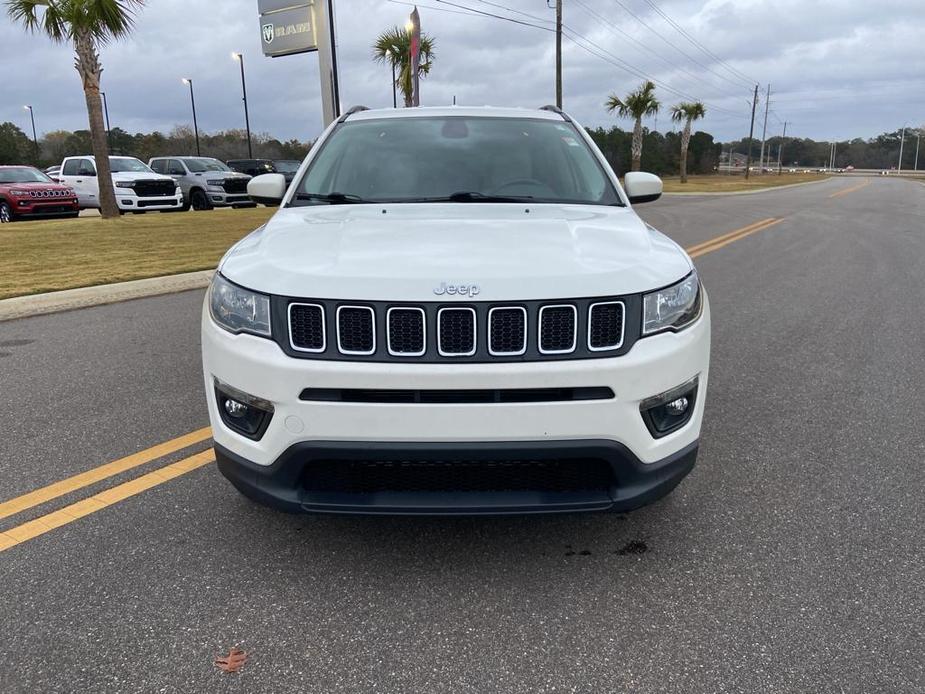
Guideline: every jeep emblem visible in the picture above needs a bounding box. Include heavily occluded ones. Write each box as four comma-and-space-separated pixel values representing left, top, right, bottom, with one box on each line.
433, 282, 480, 298
262, 23, 275, 44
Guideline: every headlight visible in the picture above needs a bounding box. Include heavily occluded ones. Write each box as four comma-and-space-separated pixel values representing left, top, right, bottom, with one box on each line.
642, 270, 702, 335
206, 179, 225, 186
209, 274, 271, 337
115, 181, 135, 188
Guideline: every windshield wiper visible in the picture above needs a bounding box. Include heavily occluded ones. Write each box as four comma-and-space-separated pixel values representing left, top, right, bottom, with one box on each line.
295, 192, 367, 204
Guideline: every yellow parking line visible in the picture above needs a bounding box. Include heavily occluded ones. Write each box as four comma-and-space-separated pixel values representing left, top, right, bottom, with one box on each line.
687, 218, 783, 258
829, 179, 870, 198
0, 449, 215, 553
0, 426, 212, 521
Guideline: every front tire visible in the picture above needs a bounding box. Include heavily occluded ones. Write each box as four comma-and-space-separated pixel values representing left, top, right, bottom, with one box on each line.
0, 201, 13, 223
190, 189, 213, 211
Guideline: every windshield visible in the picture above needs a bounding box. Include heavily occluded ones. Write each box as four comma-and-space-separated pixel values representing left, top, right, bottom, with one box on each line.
293, 116, 621, 205
274, 160, 300, 173
183, 158, 231, 172
110, 157, 153, 173
0, 167, 53, 184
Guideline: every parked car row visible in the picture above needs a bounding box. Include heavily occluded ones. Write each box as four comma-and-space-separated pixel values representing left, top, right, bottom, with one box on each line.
0, 156, 302, 221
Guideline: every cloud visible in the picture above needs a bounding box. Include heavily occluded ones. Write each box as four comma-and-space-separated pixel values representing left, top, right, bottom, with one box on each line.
1, 0, 923, 145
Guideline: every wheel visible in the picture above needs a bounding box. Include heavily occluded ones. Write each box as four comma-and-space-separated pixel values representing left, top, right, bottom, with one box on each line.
0, 201, 13, 223
190, 189, 213, 211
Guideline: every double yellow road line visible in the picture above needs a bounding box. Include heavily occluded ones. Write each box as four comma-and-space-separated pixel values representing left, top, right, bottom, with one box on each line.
0, 428, 214, 553
0, 213, 791, 554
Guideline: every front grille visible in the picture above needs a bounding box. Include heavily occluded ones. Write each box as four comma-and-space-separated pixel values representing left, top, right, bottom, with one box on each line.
387, 308, 425, 356
302, 458, 615, 494
137, 200, 177, 207
337, 306, 375, 355
279, 293, 644, 363
438, 308, 476, 356
299, 387, 615, 403
539, 305, 577, 354
29, 189, 71, 198
222, 178, 248, 194
289, 303, 325, 352
489, 307, 527, 355
133, 180, 175, 197
589, 301, 625, 350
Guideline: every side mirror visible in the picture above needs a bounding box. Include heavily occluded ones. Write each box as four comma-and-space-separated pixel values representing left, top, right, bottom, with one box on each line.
247, 173, 287, 206
624, 172, 662, 204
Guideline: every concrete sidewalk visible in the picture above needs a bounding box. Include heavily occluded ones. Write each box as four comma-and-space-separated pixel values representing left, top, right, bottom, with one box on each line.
0, 270, 213, 322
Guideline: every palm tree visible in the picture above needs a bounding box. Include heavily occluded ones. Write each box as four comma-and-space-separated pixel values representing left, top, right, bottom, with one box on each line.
670, 101, 706, 183
372, 26, 435, 108
605, 80, 660, 172
7, 0, 144, 219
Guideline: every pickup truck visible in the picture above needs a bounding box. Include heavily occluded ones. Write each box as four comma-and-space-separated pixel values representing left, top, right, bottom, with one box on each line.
58, 156, 183, 213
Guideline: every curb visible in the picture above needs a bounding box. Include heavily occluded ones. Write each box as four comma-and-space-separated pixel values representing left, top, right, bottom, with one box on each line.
0, 270, 214, 323
662, 176, 833, 197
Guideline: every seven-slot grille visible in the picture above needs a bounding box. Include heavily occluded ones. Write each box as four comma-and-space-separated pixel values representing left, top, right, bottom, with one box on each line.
388, 308, 426, 356
284, 300, 629, 361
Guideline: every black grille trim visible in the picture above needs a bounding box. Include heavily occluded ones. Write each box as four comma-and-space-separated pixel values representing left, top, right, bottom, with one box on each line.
387, 307, 426, 357
438, 307, 477, 357
539, 304, 578, 355
288, 302, 326, 353
336, 305, 376, 355
488, 306, 528, 356
588, 301, 625, 351
299, 387, 615, 403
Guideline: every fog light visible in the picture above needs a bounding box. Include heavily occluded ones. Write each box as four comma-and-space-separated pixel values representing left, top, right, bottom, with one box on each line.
223, 398, 248, 418
214, 378, 274, 440
640, 377, 698, 438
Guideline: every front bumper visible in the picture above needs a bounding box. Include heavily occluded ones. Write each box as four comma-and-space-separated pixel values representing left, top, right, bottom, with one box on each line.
13, 198, 79, 216
116, 194, 182, 210
202, 291, 710, 514
215, 439, 698, 515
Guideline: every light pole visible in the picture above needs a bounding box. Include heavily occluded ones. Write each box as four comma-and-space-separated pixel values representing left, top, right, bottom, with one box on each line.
181, 78, 201, 156
389, 48, 398, 108
23, 105, 38, 162
100, 92, 112, 154
232, 53, 253, 159
915, 133, 921, 172
898, 125, 906, 174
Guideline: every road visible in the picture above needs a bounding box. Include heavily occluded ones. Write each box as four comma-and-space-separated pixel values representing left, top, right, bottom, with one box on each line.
1, 176, 923, 693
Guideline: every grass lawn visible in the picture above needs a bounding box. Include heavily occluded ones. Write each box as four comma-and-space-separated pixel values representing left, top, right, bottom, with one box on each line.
0, 207, 275, 300
660, 172, 829, 193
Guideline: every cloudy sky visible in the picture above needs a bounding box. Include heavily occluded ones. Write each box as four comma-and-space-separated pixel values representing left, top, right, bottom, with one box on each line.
2, 0, 923, 144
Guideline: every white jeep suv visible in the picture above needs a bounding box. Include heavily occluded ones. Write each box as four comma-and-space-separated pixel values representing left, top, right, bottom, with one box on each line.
202, 106, 710, 515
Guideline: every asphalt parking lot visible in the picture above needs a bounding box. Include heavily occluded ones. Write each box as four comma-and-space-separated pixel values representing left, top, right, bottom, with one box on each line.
1, 176, 923, 693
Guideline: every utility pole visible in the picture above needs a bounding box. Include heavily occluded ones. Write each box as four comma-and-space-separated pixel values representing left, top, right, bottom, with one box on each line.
898, 125, 906, 174
915, 133, 920, 171
758, 83, 770, 173
777, 121, 787, 175
555, 0, 562, 108
101, 92, 112, 154
745, 84, 759, 180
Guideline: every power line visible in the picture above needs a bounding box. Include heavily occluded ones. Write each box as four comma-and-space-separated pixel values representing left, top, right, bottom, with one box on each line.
608, 0, 755, 90
640, 0, 757, 86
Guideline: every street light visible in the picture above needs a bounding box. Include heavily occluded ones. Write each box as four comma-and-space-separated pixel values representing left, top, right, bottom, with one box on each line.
23, 105, 38, 162
100, 91, 112, 154
389, 48, 398, 108
898, 124, 907, 174
915, 133, 921, 172
181, 78, 201, 156
231, 52, 253, 159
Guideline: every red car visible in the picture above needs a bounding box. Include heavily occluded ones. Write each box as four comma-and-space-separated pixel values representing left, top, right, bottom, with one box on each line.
0, 165, 80, 222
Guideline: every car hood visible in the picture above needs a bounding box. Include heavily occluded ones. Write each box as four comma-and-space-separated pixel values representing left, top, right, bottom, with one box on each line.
1, 181, 73, 192
219, 204, 692, 301
111, 171, 175, 182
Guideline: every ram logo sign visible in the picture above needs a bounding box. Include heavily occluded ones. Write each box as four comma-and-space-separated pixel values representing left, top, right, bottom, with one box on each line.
258, 2, 316, 58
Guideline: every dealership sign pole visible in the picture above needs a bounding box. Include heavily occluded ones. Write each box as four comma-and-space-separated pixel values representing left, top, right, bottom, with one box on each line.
258, 0, 341, 126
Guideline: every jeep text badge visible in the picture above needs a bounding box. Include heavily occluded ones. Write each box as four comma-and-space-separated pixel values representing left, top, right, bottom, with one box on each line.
434, 282, 481, 298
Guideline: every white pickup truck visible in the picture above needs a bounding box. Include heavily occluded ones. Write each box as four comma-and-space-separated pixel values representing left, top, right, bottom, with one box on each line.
58, 156, 183, 213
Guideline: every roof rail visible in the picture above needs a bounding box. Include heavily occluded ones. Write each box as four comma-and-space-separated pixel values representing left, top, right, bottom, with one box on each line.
338, 105, 370, 123
539, 105, 571, 122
